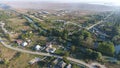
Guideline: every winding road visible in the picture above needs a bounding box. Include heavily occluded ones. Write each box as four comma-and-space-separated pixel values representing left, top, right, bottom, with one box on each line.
86, 11, 114, 30
0, 20, 106, 68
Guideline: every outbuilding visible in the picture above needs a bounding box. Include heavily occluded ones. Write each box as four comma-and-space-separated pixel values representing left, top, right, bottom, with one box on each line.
35, 45, 41, 51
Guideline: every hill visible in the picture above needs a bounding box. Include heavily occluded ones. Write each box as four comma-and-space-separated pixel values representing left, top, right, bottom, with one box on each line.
2, 1, 114, 11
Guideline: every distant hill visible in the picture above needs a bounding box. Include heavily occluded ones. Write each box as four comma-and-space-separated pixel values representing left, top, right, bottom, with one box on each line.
0, 3, 11, 9
2, 1, 114, 11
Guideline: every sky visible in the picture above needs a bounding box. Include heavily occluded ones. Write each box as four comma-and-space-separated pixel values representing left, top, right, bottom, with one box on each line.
1, 0, 120, 6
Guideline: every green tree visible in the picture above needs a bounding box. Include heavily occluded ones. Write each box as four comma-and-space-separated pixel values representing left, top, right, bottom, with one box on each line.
116, 52, 120, 60
98, 42, 115, 56
64, 51, 70, 57
62, 56, 70, 64
6, 34, 11, 41
83, 37, 94, 48
62, 29, 68, 40
71, 46, 76, 53
112, 35, 120, 44
92, 51, 102, 60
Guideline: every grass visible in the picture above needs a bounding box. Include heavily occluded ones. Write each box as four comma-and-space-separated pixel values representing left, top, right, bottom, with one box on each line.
6, 17, 32, 32
0, 43, 44, 68
0, 43, 17, 61
8, 53, 35, 68
55, 48, 65, 56
105, 63, 120, 68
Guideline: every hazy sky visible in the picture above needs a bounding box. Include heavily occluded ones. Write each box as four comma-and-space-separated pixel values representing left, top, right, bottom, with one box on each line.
1, 0, 120, 6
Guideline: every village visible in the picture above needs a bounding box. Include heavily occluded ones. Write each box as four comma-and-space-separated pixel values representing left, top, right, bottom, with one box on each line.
0, 2, 120, 68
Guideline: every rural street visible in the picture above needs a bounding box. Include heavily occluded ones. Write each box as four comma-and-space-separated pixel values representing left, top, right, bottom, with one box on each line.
86, 11, 114, 30
0, 37, 93, 68
0, 20, 106, 68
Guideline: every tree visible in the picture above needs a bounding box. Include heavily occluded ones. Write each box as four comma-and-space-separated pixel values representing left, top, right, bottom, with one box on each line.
72, 64, 79, 68
71, 46, 76, 53
6, 34, 11, 41
96, 52, 102, 60
85, 49, 93, 58
83, 37, 94, 48
50, 28, 61, 36
112, 35, 120, 44
62, 29, 68, 40
64, 51, 70, 57
98, 42, 115, 56
116, 51, 120, 60
92, 51, 102, 60
85, 49, 102, 60
62, 56, 70, 64
112, 26, 120, 35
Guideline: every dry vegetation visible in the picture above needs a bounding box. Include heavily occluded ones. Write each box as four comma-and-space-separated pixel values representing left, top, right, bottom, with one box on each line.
0, 43, 16, 61
7, 17, 31, 32
0, 43, 42, 68
8, 53, 34, 68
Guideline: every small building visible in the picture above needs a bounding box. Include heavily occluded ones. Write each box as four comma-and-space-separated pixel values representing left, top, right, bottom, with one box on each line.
46, 43, 56, 53
29, 57, 41, 65
15, 40, 22, 45
46, 43, 52, 48
58, 61, 66, 68
46, 47, 56, 53
35, 45, 41, 51
53, 58, 59, 64
22, 42, 28, 47
66, 64, 72, 68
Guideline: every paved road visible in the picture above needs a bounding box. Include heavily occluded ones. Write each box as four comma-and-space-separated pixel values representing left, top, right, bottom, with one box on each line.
86, 12, 114, 30
0, 22, 10, 34
0, 36, 93, 68
0, 20, 106, 68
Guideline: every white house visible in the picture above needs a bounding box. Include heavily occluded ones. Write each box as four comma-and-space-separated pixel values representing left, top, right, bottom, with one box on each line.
66, 64, 72, 68
46, 48, 56, 53
22, 42, 28, 47
35, 45, 41, 51
29, 57, 41, 64
45, 43, 56, 53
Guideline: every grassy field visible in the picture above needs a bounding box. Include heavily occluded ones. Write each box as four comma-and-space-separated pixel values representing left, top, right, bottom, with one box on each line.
105, 63, 120, 68
8, 53, 35, 68
0, 43, 17, 61
0, 43, 43, 68
6, 17, 32, 32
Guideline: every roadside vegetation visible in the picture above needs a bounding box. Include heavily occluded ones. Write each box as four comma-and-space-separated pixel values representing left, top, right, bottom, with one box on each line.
0, 9, 120, 68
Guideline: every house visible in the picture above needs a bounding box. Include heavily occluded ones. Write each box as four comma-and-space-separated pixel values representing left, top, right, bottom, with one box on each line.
46, 43, 56, 53
66, 64, 72, 68
35, 45, 41, 51
27, 39, 31, 43
22, 42, 28, 47
15, 40, 22, 45
58, 61, 66, 68
46, 47, 56, 53
53, 58, 59, 64
46, 43, 52, 48
29, 57, 41, 65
